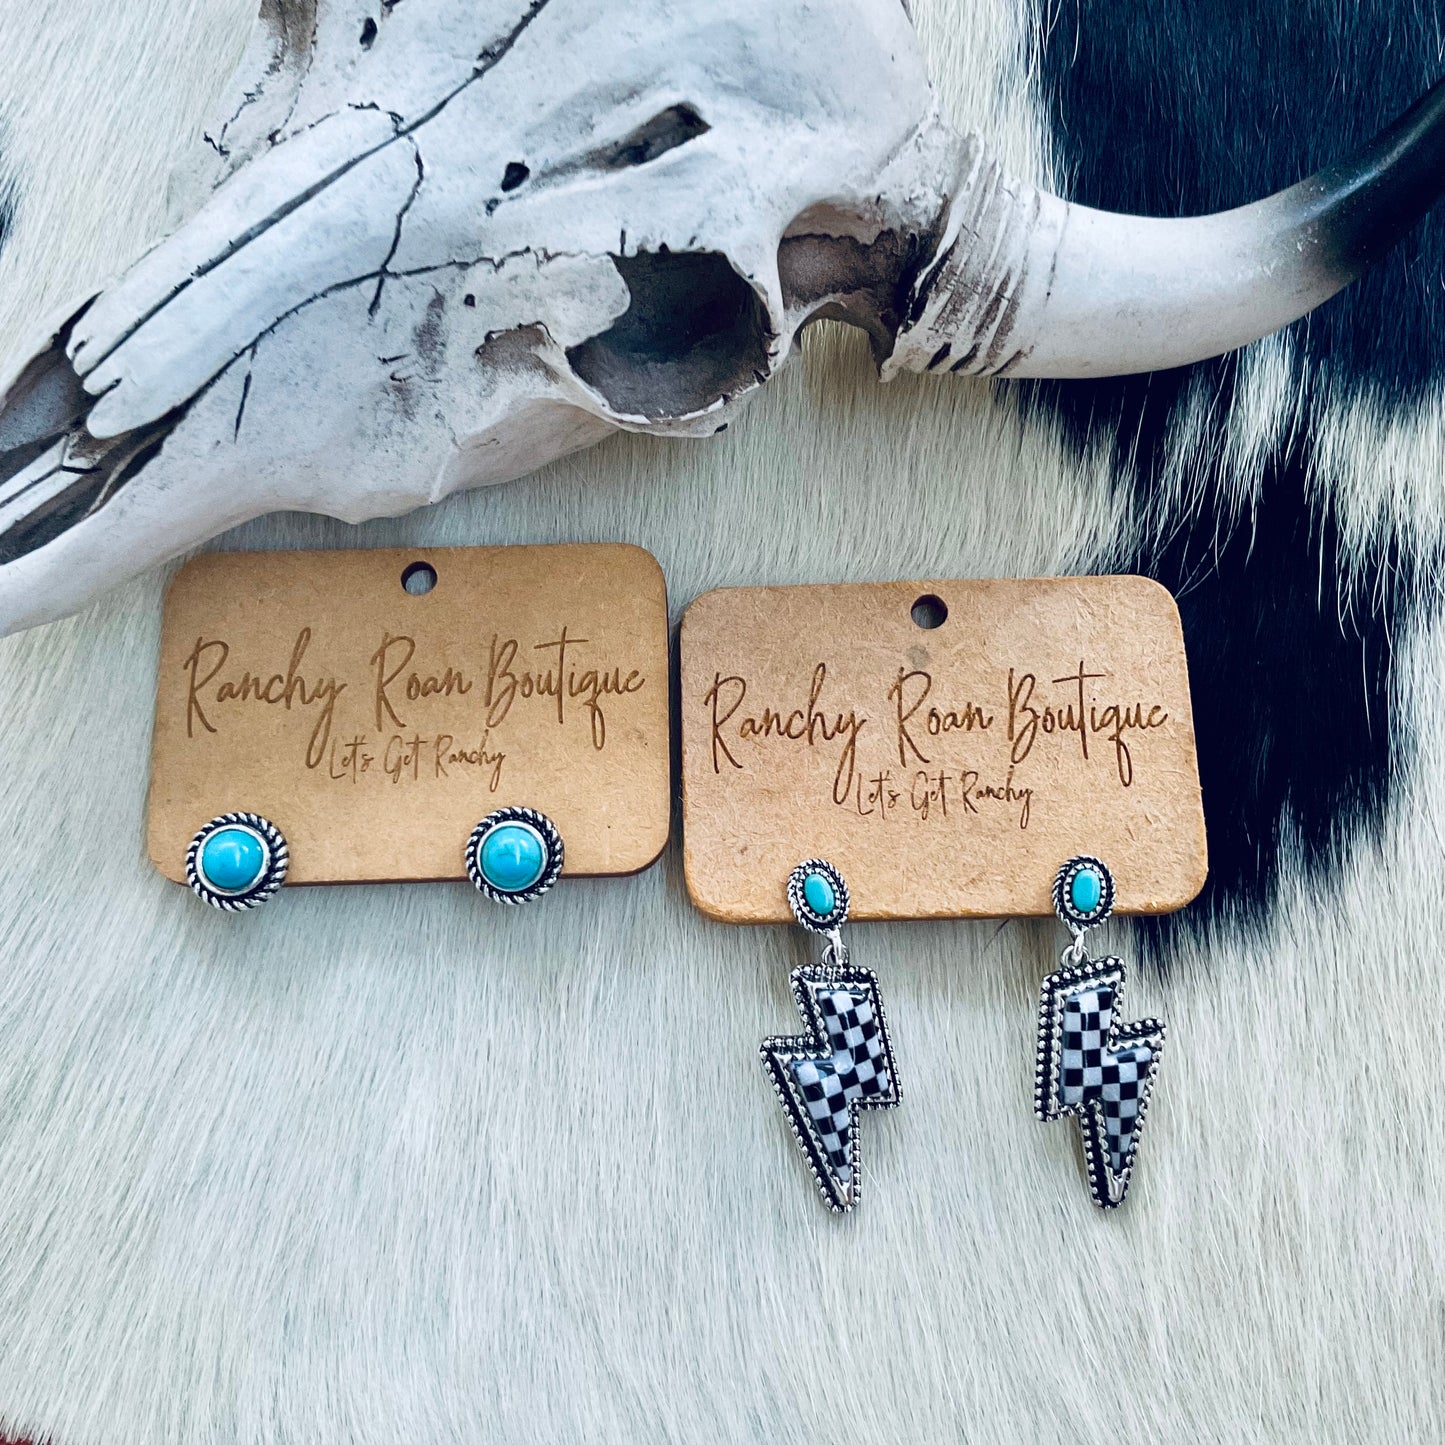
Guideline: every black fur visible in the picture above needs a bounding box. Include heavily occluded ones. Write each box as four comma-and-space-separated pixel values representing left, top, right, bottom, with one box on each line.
1029, 0, 1445, 929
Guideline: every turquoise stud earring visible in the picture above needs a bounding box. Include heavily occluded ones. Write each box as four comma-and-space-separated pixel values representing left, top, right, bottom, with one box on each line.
465, 807, 564, 904
186, 812, 289, 910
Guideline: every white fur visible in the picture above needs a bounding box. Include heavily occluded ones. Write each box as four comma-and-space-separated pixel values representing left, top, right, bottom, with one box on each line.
0, 2, 1439, 1442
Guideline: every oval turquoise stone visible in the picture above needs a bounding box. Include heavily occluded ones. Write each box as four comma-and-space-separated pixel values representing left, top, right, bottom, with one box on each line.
480, 823, 546, 893
1070, 866, 1103, 917
803, 871, 837, 919
200, 827, 266, 894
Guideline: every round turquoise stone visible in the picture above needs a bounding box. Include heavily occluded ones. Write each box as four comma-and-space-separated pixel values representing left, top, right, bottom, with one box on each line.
1070, 866, 1103, 917
480, 823, 546, 893
200, 827, 267, 894
803, 870, 837, 920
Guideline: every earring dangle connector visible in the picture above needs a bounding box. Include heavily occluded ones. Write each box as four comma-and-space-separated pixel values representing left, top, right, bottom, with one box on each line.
760, 860, 901, 1213
186, 812, 289, 910
1035, 856, 1166, 1209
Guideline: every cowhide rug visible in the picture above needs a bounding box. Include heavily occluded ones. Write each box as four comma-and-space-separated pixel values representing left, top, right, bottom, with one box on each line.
0, 1, 1440, 1441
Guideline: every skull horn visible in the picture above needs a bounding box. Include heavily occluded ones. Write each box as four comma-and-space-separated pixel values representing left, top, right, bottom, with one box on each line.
884, 76, 1445, 381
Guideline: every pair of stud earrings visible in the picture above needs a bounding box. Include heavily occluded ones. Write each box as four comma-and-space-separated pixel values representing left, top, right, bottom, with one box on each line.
764, 854, 1166, 1213
185, 807, 564, 910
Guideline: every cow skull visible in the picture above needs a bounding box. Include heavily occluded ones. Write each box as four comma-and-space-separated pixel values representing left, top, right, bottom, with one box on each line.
1, 0, 1442, 635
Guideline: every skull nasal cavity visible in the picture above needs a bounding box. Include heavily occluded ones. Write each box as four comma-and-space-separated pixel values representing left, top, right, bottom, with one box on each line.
566, 251, 770, 420
599, 105, 710, 169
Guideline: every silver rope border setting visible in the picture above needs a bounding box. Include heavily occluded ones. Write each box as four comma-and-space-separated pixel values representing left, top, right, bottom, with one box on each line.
786, 858, 850, 934
185, 812, 289, 911
1052, 854, 1116, 935
465, 806, 564, 905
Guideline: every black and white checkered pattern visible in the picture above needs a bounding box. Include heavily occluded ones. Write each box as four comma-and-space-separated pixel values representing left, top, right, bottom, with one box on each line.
762, 966, 900, 1212
1060, 986, 1154, 1176
1098, 1043, 1153, 1178
1036, 956, 1165, 1209
1059, 985, 1115, 1104
790, 987, 892, 1183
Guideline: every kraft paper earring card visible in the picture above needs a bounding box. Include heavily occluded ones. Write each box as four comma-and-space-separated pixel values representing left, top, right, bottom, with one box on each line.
148, 544, 670, 886
679, 575, 1206, 923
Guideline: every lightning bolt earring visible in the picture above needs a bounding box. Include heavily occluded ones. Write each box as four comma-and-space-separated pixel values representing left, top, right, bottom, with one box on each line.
1036, 857, 1166, 1209
761, 861, 901, 1212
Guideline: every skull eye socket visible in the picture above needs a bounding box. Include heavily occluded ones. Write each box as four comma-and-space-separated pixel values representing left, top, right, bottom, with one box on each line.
565, 250, 770, 421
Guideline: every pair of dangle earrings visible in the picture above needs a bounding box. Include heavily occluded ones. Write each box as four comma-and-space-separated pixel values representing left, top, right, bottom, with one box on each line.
184, 806, 564, 910
761, 854, 1166, 1213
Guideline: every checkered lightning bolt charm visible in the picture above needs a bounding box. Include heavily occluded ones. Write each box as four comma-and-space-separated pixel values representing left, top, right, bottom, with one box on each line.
1036, 857, 1166, 1209
761, 861, 901, 1213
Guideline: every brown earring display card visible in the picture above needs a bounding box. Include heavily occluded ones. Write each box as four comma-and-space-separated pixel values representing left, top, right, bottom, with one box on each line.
680, 576, 1206, 923
148, 544, 670, 885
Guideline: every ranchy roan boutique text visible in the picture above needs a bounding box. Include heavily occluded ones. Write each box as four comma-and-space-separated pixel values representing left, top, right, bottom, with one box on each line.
181, 625, 648, 769
702, 660, 1170, 815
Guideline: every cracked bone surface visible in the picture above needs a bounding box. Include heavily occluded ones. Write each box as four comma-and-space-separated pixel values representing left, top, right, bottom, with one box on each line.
1, 0, 1443, 635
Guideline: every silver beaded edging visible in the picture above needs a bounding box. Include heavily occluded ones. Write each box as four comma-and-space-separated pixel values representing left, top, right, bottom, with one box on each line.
1034, 952, 1166, 1210
185, 812, 289, 912
465, 806, 564, 905
760, 963, 901, 1214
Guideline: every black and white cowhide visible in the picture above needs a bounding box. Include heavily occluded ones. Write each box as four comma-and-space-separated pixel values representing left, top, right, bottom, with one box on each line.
1030, 0, 1445, 932
0, 1, 1439, 1443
